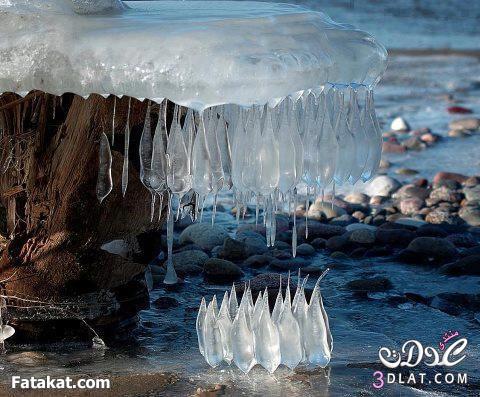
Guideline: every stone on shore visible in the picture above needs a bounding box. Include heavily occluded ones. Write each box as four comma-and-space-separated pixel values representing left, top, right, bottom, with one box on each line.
391, 117, 410, 132
179, 223, 229, 251
405, 237, 458, 262
203, 258, 244, 282
448, 117, 480, 131
366, 176, 401, 198
167, 250, 208, 277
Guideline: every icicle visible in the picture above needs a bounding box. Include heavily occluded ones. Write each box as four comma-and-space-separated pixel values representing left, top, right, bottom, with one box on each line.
212, 193, 218, 226
203, 300, 224, 368
192, 112, 212, 200
305, 191, 309, 240
96, 131, 113, 203
304, 275, 331, 367
229, 283, 239, 320
231, 305, 256, 374
218, 291, 233, 364
164, 193, 178, 285
292, 188, 298, 257
253, 289, 281, 374
197, 297, 207, 356
251, 291, 264, 330
255, 195, 259, 227
112, 96, 116, 145
271, 275, 283, 324
277, 273, 302, 370
157, 193, 164, 222
331, 182, 335, 210
121, 97, 132, 197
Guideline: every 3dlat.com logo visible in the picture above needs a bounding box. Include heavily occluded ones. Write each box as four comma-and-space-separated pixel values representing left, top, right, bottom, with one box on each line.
372, 331, 468, 389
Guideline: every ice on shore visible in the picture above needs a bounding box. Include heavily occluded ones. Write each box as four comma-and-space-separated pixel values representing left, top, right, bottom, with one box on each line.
0, 0, 386, 109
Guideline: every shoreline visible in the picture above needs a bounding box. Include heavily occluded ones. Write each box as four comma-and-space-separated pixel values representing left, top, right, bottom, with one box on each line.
388, 48, 480, 58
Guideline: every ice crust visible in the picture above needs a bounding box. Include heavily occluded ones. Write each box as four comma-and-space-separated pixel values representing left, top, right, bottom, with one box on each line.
0, 0, 387, 110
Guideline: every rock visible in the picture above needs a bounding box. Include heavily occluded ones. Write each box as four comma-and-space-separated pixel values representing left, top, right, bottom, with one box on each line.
6, 352, 49, 367
403, 136, 426, 150
236, 231, 269, 256
344, 192, 370, 204
274, 241, 291, 250
364, 246, 392, 257
168, 250, 208, 277
296, 243, 316, 256
330, 214, 358, 226
243, 254, 273, 268
330, 251, 349, 259
395, 167, 418, 176
219, 237, 247, 261
463, 176, 480, 187
400, 198, 425, 215
420, 132, 440, 144
308, 202, 346, 220
346, 223, 377, 232
447, 106, 473, 114
269, 257, 309, 270
153, 296, 179, 309
369, 195, 386, 205
391, 117, 410, 132
448, 117, 480, 131
393, 184, 430, 201
302, 263, 330, 274
430, 293, 480, 316
406, 237, 458, 262
425, 208, 460, 225
346, 277, 393, 293
440, 255, 480, 276
179, 224, 229, 251
463, 185, 480, 203
326, 234, 350, 251
366, 176, 401, 197
382, 140, 406, 153
298, 238, 319, 252
203, 258, 244, 282
352, 211, 366, 221
416, 224, 449, 237
297, 222, 345, 240
460, 245, 480, 257
429, 186, 463, 203
235, 273, 297, 306
394, 218, 427, 228
375, 228, 415, 246
349, 229, 376, 244
433, 172, 468, 188
379, 158, 391, 169
445, 233, 477, 248
448, 129, 471, 138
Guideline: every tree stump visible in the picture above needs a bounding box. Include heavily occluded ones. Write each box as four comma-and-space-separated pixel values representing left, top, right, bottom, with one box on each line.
0, 92, 164, 341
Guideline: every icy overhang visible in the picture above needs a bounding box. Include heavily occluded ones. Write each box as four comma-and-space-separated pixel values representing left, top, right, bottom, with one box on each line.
0, 0, 387, 110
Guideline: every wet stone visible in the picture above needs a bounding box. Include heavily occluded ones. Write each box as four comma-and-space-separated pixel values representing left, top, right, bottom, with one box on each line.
346, 277, 393, 294
203, 258, 244, 282
243, 254, 273, 268
295, 243, 315, 256
153, 296, 179, 309
440, 255, 480, 276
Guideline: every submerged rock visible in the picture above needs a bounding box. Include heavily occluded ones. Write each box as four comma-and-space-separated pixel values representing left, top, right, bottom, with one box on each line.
346, 277, 393, 293
295, 243, 316, 256
440, 255, 480, 276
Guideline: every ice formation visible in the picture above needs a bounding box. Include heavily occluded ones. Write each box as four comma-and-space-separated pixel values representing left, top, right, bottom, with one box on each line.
0, 0, 387, 284
197, 270, 332, 373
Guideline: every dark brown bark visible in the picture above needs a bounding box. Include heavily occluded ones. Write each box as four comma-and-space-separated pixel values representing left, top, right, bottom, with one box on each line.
0, 92, 165, 340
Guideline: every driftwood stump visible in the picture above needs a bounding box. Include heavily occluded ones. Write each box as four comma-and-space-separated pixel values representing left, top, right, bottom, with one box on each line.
0, 92, 165, 341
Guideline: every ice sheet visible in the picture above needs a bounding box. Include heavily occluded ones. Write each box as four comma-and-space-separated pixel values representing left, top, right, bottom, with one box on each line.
0, 0, 387, 109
